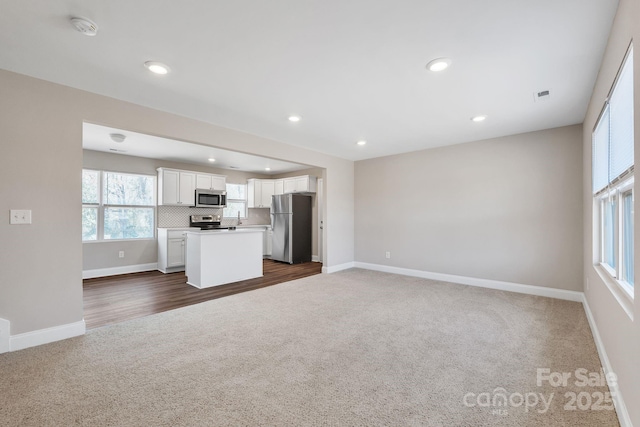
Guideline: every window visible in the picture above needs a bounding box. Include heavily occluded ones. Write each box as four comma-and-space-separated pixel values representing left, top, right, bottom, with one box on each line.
223, 183, 247, 219
82, 170, 100, 241
592, 45, 634, 295
622, 190, 634, 285
82, 170, 156, 241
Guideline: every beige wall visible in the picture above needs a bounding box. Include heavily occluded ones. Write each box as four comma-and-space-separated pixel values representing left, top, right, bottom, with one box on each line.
0, 70, 354, 336
355, 125, 583, 291
582, 0, 639, 424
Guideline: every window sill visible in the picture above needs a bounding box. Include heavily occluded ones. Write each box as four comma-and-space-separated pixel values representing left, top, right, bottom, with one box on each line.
593, 264, 634, 320
83, 238, 156, 244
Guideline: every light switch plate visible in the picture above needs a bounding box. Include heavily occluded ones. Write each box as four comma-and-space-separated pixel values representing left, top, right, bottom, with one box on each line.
10, 210, 32, 225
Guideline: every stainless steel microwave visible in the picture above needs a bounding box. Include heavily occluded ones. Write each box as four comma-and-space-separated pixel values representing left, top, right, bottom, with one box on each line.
194, 188, 226, 208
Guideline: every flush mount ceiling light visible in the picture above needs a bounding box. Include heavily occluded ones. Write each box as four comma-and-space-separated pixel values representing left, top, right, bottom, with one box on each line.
288, 115, 301, 122
471, 115, 487, 122
426, 57, 451, 72
356, 140, 367, 146
265, 167, 271, 171
144, 61, 170, 75
70, 17, 98, 36
109, 133, 126, 143
208, 158, 216, 162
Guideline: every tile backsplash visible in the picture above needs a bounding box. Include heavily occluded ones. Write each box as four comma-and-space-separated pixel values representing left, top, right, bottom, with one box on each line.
158, 206, 271, 228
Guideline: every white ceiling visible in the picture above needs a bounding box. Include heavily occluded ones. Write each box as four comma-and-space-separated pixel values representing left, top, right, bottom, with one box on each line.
83, 123, 309, 175
0, 1, 618, 161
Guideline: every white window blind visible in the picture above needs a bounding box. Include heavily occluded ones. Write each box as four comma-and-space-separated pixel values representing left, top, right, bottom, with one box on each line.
609, 47, 634, 181
592, 46, 634, 194
593, 107, 610, 193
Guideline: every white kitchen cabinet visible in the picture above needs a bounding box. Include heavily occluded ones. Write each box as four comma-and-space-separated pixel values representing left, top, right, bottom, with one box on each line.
158, 168, 196, 206
158, 228, 192, 273
274, 179, 284, 195
167, 237, 185, 267
247, 179, 261, 208
179, 172, 196, 205
263, 227, 273, 257
261, 180, 275, 207
196, 173, 226, 191
210, 175, 226, 191
283, 175, 317, 194
159, 168, 226, 206
196, 174, 211, 190
158, 169, 179, 205
283, 177, 296, 194
248, 179, 275, 208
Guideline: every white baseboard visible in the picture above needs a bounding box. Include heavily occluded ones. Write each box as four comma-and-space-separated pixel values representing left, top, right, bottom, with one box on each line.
322, 261, 355, 274
0, 318, 10, 354
353, 262, 583, 302
10, 320, 86, 352
83, 262, 158, 279
312, 255, 320, 263
582, 296, 631, 427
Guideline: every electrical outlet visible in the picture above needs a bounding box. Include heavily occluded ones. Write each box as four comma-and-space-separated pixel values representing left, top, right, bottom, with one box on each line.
118, 251, 125, 258
10, 209, 32, 225
385, 251, 391, 259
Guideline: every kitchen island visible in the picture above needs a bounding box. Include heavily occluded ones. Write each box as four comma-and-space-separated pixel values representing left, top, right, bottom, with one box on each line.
184, 229, 263, 289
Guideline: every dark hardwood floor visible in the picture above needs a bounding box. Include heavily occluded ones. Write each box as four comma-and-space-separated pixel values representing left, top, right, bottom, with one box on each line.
83, 259, 322, 330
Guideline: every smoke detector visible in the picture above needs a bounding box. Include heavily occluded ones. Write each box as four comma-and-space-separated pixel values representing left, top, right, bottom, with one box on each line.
70, 17, 98, 36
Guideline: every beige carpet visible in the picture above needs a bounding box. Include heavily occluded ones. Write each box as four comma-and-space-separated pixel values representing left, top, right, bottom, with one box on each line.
0, 269, 619, 426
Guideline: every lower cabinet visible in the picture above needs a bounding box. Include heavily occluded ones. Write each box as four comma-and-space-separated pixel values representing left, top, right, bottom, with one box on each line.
263, 227, 273, 257
158, 228, 192, 273
167, 237, 185, 267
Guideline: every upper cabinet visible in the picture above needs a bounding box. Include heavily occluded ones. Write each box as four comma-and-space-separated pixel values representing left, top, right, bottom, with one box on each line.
196, 173, 226, 191
158, 168, 195, 206
158, 168, 226, 206
274, 179, 284, 195
283, 175, 317, 194
249, 175, 317, 208
261, 180, 275, 205
248, 179, 275, 208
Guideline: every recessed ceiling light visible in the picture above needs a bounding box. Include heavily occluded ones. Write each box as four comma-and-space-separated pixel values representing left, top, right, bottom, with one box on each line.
356, 140, 367, 146
426, 58, 451, 72
471, 115, 487, 122
288, 115, 301, 122
70, 17, 98, 36
265, 167, 271, 171
208, 158, 216, 162
144, 61, 170, 75
109, 133, 126, 143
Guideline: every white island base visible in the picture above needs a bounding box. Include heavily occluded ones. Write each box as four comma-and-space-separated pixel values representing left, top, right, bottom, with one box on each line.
185, 229, 263, 289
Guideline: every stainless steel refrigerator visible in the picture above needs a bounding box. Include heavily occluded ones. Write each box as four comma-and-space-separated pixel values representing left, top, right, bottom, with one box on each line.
270, 193, 312, 264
